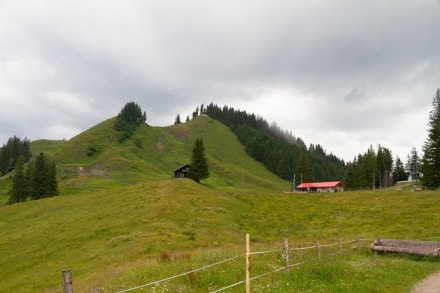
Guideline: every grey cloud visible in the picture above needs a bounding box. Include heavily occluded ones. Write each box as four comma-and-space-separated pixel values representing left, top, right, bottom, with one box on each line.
0, 0, 439, 161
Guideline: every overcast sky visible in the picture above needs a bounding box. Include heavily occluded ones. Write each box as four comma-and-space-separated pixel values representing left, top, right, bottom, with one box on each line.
1, 1, 439, 162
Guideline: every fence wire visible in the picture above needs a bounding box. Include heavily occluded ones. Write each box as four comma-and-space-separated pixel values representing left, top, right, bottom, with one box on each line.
115, 237, 373, 293
115, 253, 243, 293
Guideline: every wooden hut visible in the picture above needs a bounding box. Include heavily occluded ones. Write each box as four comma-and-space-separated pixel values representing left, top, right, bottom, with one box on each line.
174, 164, 190, 178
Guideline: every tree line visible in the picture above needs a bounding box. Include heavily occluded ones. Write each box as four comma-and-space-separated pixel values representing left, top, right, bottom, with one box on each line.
344, 88, 440, 190
0, 136, 31, 176
8, 152, 58, 204
203, 103, 346, 182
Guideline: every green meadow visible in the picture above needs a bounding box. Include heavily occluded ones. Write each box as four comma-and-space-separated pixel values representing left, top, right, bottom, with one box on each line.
0, 116, 438, 292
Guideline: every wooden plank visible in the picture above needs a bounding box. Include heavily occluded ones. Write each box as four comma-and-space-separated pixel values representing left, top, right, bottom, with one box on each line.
370, 238, 440, 257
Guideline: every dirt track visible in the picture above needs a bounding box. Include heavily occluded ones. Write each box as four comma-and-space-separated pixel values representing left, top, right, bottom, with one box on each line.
411, 271, 440, 293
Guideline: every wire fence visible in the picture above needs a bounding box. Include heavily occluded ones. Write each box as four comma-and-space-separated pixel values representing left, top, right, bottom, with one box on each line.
110, 235, 375, 293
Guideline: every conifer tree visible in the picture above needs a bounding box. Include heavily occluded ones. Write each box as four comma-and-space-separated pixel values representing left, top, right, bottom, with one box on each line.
175, 114, 181, 124
295, 152, 314, 182
8, 155, 28, 203
392, 156, 407, 183
421, 88, 440, 188
32, 152, 48, 200
189, 138, 209, 183
46, 161, 59, 197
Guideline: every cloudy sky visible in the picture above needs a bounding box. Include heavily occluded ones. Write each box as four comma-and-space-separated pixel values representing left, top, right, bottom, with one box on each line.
1, 1, 439, 162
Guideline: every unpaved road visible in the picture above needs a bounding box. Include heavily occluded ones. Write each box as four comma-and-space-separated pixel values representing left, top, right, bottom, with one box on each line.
411, 271, 440, 293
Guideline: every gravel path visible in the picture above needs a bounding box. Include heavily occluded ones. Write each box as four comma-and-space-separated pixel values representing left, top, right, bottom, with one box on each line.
411, 271, 440, 293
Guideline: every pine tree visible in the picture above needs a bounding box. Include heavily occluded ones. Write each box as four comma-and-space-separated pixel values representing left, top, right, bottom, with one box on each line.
175, 114, 181, 124
46, 161, 59, 197
192, 106, 199, 119
421, 88, 440, 188
32, 152, 48, 200
392, 156, 407, 183
8, 155, 28, 203
188, 138, 209, 183
295, 152, 313, 182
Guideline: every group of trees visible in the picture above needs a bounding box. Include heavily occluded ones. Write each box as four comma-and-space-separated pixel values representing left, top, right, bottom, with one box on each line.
114, 102, 147, 142
345, 145, 394, 189
204, 103, 346, 182
174, 104, 207, 125
0, 136, 31, 176
8, 152, 58, 204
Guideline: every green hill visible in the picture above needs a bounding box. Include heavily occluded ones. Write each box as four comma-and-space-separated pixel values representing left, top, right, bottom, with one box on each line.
0, 115, 438, 292
50, 115, 288, 194
30, 139, 66, 156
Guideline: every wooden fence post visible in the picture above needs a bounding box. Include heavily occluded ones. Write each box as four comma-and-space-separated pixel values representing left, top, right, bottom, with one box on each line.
284, 239, 290, 275
246, 234, 250, 293
62, 269, 73, 293
317, 241, 321, 260
339, 239, 343, 255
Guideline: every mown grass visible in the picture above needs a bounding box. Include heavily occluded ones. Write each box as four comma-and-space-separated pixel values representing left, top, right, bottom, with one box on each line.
0, 182, 438, 292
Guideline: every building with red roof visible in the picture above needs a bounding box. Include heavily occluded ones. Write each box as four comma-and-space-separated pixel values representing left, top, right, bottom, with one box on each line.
296, 181, 344, 192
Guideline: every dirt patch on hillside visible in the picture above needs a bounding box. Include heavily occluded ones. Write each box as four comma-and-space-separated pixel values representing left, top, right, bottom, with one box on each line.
154, 142, 164, 151
74, 166, 106, 177
171, 129, 188, 141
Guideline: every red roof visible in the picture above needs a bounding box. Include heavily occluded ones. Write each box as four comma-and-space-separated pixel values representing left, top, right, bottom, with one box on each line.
297, 181, 344, 188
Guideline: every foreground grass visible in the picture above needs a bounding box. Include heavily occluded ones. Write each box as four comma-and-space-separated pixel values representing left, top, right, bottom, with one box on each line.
107, 247, 439, 292
0, 181, 438, 292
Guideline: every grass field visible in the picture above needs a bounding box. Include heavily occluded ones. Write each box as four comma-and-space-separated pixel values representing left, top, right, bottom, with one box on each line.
0, 116, 438, 292
0, 182, 438, 292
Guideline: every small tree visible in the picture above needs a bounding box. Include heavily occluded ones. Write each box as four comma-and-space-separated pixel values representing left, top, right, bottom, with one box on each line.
392, 156, 407, 183
30, 152, 58, 199
188, 138, 209, 183
192, 106, 199, 119
8, 155, 28, 203
175, 114, 181, 124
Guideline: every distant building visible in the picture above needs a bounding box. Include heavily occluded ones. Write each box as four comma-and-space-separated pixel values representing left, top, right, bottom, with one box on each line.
174, 164, 190, 178
407, 171, 423, 182
296, 181, 344, 192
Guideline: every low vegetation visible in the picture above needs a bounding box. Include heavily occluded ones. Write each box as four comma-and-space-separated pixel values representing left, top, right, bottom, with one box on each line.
0, 183, 438, 292
0, 109, 438, 292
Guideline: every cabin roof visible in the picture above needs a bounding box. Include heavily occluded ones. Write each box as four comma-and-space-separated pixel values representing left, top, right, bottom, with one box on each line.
297, 181, 344, 188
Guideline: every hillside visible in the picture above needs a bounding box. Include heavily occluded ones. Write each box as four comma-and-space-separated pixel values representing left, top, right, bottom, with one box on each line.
0, 115, 438, 292
0, 182, 439, 292
49, 115, 288, 194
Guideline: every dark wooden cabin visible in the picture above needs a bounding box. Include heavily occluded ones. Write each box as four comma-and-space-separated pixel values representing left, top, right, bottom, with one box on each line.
174, 164, 190, 178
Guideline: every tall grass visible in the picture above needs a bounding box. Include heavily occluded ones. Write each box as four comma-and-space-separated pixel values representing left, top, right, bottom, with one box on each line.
106, 242, 439, 292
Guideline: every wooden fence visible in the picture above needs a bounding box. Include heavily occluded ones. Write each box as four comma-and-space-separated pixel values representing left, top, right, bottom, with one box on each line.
62, 234, 375, 292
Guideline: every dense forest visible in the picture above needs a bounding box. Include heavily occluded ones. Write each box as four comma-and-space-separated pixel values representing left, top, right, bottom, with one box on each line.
203, 103, 346, 183
0, 136, 31, 176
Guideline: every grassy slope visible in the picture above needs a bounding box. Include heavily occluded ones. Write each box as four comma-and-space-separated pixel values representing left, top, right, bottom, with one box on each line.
50, 116, 288, 194
0, 116, 439, 291
30, 139, 66, 156
0, 186, 439, 292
